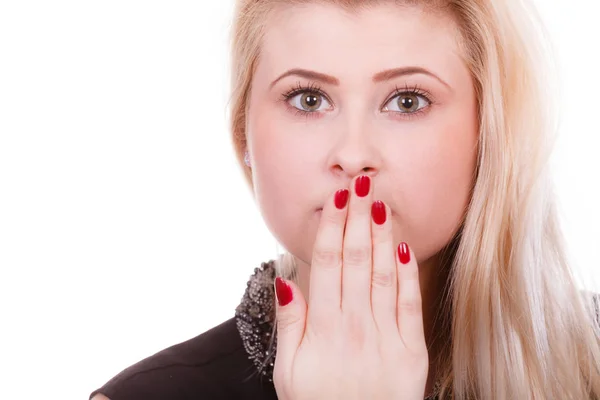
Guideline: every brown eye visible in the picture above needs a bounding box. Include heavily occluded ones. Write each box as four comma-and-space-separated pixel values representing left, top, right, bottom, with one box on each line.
300, 93, 321, 111
288, 91, 331, 112
397, 95, 418, 112
383, 93, 430, 114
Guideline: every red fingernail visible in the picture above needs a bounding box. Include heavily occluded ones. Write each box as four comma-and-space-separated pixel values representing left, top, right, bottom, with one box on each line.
355, 175, 370, 197
275, 277, 293, 306
398, 242, 411, 264
371, 201, 386, 225
334, 189, 349, 209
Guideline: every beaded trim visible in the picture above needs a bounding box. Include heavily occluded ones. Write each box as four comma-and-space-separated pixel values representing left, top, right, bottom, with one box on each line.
235, 260, 278, 382
234, 260, 441, 399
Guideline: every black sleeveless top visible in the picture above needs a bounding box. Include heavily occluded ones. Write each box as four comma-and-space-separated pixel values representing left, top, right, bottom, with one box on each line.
88, 316, 279, 399
89, 261, 281, 400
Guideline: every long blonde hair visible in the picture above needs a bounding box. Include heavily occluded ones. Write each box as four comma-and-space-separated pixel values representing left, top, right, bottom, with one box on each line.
228, 0, 600, 398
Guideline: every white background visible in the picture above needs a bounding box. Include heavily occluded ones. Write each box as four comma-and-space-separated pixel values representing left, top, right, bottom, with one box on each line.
0, 1, 598, 399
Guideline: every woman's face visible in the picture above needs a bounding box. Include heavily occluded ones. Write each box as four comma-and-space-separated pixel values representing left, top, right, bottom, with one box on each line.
246, 3, 478, 267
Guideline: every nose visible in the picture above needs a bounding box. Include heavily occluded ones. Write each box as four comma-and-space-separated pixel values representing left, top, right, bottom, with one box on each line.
329, 129, 381, 179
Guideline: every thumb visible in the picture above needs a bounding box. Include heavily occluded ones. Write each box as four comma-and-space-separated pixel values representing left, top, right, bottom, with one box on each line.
273, 277, 306, 373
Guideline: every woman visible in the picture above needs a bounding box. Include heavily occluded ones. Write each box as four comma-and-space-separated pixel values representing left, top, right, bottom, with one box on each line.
90, 0, 600, 399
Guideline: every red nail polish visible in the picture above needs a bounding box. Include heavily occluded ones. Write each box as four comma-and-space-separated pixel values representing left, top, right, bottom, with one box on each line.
275, 277, 293, 306
355, 175, 370, 197
398, 242, 411, 264
371, 201, 386, 225
334, 189, 349, 209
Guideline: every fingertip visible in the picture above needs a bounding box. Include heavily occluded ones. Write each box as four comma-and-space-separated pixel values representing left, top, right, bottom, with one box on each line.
319, 188, 348, 226
353, 174, 371, 198
275, 277, 294, 307
370, 200, 387, 226
397, 242, 412, 265
334, 188, 350, 210
395, 242, 420, 284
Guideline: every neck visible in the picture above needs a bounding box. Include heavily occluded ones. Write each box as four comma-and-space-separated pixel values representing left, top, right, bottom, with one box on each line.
294, 250, 450, 398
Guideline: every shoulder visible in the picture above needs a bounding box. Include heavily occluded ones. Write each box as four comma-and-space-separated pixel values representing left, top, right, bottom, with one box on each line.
89, 317, 277, 400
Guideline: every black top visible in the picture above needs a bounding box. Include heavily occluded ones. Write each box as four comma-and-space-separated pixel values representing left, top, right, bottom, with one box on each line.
89, 316, 278, 400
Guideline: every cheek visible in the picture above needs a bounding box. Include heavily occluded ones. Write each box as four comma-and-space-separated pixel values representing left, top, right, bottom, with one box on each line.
396, 129, 477, 262
247, 102, 320, 252
249, 108, 311, 203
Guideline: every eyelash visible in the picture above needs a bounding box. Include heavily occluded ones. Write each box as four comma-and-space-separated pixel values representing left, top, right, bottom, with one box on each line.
279, 81, 435, 121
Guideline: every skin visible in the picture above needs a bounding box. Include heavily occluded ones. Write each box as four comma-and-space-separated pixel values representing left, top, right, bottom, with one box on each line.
246, 2, 479, 395
274, 177, 430, 398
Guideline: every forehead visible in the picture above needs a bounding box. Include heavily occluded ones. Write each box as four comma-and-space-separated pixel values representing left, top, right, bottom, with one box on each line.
258, 3, 464, 83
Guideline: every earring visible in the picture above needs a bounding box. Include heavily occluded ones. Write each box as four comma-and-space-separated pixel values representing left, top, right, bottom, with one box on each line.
244, 151, 251, 168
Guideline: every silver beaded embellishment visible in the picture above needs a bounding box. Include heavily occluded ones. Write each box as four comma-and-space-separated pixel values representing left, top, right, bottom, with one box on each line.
235, 260, 278, 382
234, 260, 442, 399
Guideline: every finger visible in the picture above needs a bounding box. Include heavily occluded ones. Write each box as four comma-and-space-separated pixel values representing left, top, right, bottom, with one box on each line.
307, 187, 349, 327
370, 200, 398, 335
273, 277, 306, 383
395, 242, 426, 348
341, 175, 373, 316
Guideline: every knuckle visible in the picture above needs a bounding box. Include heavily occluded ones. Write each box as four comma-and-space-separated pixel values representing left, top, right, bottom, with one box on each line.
372, 232, 392, 247
312, 246, 341, 266
306, 314, 335, 340
407, 343, 430, 363
398, 297, 423, 315
344, 245, 371, 267
276, 312, 302, 334
372, 270, 395, 288
323, 209, 342, 225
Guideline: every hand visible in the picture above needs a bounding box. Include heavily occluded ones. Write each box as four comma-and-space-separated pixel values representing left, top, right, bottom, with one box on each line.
272, 175, 429, 400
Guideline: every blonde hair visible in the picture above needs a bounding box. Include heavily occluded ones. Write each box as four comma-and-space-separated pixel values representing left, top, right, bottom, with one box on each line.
228, 0, 600, 398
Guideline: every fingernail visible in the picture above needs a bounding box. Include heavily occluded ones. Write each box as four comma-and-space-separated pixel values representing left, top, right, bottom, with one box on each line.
334, 189, 349, 209
355, 175, 370, 197
371, 201, 386, 225
398, 242, 411, 264
275, 277, 293, 306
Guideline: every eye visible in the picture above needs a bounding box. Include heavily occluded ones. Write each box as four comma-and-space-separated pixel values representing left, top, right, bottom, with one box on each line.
287, 91, 332, 113
383, 92, 430, 114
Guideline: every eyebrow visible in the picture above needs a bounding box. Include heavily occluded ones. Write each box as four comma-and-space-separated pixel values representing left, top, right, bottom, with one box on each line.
269, 66, 451, 90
